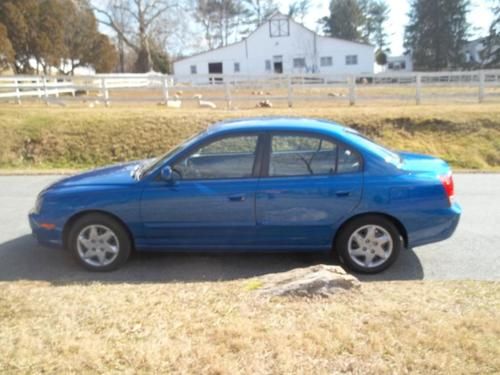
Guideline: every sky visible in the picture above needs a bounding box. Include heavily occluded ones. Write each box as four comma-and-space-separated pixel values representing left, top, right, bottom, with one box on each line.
281, 0, 496, 55
92, 0, 497, 56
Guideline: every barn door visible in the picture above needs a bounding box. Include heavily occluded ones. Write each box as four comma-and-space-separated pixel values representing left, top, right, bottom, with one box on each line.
208, 62, 223, 83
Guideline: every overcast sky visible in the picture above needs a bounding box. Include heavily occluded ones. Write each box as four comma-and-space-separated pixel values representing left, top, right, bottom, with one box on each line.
282, 0, 495, 55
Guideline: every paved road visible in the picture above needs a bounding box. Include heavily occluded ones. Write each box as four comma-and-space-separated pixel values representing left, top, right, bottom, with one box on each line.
0, 174, 499, 284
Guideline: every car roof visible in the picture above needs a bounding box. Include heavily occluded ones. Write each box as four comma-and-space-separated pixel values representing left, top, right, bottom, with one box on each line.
207, 117, 354, 137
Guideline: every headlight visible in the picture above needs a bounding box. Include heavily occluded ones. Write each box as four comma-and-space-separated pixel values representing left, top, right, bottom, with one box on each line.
33, 194, 44, 214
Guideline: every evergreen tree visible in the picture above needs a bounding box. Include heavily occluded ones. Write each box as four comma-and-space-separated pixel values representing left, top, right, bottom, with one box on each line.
362, 0, 390, 50
404, 0, 471, 71
483, 4, 500, 68
0, 23, 15, 69
321, 0, 365, 42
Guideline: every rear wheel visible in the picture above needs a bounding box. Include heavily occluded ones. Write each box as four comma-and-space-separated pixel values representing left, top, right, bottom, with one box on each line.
336, 215, 402, 274
68, 213, 131, 271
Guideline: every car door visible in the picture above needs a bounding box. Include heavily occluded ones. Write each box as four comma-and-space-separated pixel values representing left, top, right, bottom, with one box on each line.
255, 132, 363, 250
140, 133, 263, 249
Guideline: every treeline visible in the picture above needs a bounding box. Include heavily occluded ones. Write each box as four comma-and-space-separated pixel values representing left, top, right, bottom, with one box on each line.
0, 0, 499, 74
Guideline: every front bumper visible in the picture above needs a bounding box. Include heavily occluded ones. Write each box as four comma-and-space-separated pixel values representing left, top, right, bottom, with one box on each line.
29, 210, 63, 248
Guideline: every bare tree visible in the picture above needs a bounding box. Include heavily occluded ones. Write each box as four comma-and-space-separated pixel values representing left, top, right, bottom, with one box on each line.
93, 0, 176, 72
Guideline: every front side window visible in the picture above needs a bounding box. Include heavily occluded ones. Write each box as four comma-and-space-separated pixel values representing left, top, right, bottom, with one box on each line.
234, 62, 240, 73
270, 135, 337, 176
190, 65, 197, 74
173, 135, 258, 180
293, 58, 306, 68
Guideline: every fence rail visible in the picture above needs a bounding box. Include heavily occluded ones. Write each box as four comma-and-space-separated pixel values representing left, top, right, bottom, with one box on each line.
1, 70, 499, 108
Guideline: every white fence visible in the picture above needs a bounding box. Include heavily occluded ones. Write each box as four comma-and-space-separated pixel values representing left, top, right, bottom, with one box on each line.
1, 70, 499, 108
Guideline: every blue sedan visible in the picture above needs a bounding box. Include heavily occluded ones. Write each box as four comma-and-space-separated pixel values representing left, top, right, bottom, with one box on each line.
29, 118, 461, 273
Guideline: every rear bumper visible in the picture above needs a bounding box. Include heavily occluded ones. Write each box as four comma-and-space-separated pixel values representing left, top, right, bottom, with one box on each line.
407, 202, 461, 248
29, 211, 63, 248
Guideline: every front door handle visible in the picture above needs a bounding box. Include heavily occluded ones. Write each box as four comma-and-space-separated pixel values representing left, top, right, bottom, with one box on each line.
336, 191, 351, 197
228, 194, 246, 202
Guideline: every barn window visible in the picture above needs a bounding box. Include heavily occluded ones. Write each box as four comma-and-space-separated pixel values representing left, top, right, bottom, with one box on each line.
234, 62, 240, 73
269, 19, 290, 37
345, 55, 358, 65
190, 65, 197, 74
265, 60, 271, 71
293, 58, 306, 68
320, 57, 333, 67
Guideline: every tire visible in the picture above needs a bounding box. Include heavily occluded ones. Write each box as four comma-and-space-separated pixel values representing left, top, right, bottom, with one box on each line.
335, 215, 402, 274
68, 213, 132, 271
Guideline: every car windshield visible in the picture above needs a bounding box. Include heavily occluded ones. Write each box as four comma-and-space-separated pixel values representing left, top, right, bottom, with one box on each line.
136, 130, 207, 179
344, 129, 402, 166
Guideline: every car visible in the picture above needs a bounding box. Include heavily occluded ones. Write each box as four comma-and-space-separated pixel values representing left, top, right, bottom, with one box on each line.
29, 117, 461, 273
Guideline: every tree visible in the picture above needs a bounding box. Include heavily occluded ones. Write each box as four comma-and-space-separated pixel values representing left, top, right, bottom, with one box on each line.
0, 23, 15, 70
361, 0, 389, 51
288, 0, 311, 24
404, 0, 471, 71
482, 4, 500, 68
243, 0, 277, 27
93, 0, 176, 72
60, 0, 118, 74
321, 0, 365, 42
193, 0, 250, 49
375, 49, 387, 65
0, 0, 66, 73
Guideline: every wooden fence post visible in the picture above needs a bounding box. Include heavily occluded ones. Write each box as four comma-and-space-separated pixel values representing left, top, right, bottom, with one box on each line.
416, 74, 422, 105
101, 77, 110, 107
36, 77, 42, 99
162, 75, 169, 105
224, 81, 232, 109
15, 79, 21, 104
478, 70, 485, 103
348, 75, 356, 106
287, 75, 293, 107
42, 76, 49, 105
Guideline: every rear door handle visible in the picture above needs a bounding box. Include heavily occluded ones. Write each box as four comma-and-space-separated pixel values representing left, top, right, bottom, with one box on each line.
336, 191, 351, 197
228, 194, 246, 202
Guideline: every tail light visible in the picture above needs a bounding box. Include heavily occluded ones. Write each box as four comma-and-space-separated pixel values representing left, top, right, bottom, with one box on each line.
439, 173, 455, 205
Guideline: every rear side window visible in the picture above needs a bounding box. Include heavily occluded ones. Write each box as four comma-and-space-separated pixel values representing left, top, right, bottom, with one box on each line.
270, 135, 337, 176
337, 144, 362, 173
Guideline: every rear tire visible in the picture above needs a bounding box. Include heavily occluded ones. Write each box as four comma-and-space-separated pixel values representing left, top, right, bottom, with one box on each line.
68, 213, 131, 271
335, 215, 402, 274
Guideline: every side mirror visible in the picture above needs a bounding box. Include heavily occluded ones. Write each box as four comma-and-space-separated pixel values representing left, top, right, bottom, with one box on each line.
160, 165, 174, 183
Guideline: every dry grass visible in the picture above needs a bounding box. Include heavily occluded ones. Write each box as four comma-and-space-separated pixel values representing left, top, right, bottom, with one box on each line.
0, 103, 499, 170
0, 280, 499, 374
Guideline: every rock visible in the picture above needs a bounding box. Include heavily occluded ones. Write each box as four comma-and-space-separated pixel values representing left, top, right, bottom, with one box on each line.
257, 265, 360, 297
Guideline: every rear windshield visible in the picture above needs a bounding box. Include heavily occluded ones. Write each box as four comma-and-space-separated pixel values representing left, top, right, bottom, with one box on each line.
344, 130, 402, 166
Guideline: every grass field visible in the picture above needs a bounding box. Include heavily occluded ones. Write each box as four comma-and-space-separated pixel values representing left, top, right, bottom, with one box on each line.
0, 102, 499, 171
0, 279, 499, 374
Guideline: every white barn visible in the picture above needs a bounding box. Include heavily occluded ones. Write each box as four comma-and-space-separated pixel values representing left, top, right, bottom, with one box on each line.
174, 12, 374, 77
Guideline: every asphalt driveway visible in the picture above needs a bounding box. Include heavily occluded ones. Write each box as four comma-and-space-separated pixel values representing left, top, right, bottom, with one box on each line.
0, 173, 499, 283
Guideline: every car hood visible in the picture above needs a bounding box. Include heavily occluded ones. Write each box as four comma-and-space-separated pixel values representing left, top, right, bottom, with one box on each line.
47, 160, 144, 190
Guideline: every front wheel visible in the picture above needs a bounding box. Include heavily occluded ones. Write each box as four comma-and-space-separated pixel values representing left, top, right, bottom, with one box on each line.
68, 213, 132, 271
335, 215, 402, 274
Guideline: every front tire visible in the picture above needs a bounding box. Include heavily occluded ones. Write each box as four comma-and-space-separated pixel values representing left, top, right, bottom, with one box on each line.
68, 213, 132, 271
335, 215, 402, 274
